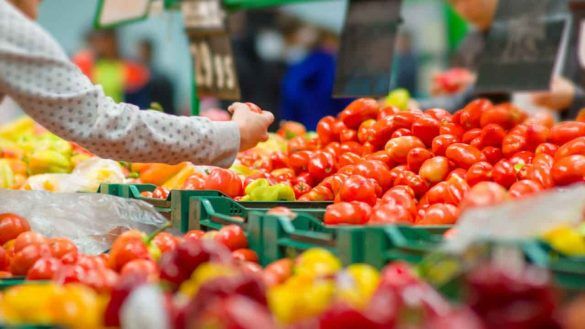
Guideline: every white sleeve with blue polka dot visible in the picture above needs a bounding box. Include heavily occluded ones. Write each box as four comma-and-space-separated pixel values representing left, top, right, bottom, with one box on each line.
0, 0, 240, 167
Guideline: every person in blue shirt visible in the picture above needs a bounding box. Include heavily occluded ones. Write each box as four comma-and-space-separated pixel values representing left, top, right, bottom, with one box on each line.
281, 22, 350, 130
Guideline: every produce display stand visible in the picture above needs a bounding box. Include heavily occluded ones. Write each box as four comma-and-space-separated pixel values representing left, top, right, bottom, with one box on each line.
524, 241, 585, 291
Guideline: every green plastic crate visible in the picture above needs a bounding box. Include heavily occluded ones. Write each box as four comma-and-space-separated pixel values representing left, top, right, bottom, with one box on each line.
524, 240, 585, 290
0, 277, 25, 291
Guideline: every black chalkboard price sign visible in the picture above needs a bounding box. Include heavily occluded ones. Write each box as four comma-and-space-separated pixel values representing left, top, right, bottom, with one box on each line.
475, 0, 568, 93
334, 0, 403, 98
182, 0, 241, 100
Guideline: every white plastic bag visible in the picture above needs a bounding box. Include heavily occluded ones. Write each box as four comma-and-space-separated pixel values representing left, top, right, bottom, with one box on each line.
121, 285, 170, 329
0, 189, 166, 254
443, 183, 585, 253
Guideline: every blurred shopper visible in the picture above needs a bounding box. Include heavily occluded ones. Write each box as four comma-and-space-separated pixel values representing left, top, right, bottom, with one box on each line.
0, 0, 273, 165
137, 39, 176, 115
424, 0, 583, 119
280, 20, 350, 130
392, 31, 419, 96
73, 30, 150, 108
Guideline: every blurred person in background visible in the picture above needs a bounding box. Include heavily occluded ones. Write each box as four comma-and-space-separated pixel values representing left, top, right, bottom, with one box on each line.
391, 31, 419, 96
424, 0, 583, 120
280, 19, 350, 130
136, 39, 176, 115
0, 0, 273, 166
73, 29, 151, 109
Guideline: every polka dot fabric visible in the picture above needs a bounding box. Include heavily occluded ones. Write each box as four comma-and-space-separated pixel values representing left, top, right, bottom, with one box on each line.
0, 0, 239, 167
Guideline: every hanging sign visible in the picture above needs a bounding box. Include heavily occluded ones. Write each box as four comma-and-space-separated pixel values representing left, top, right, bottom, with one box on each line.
182, 0, 241, 100
334, 0, 403, 98
475, 0, 568, 93
94, 0, 152, 28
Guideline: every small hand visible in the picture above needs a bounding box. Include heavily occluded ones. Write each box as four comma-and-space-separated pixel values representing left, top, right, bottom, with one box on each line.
229, 102, 274, 151
532, 76, 575, 112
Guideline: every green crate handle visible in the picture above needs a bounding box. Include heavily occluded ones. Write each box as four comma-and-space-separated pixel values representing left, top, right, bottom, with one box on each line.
201, 198, 247, 227
274, 215, 336, 247
128, 185, 172, 209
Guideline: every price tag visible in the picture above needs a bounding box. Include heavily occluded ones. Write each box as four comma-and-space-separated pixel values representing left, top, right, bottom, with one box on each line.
182, 0, 240, 100
334, 0, 402, 98
94, 0, 152, 28
475, 0, 568, 93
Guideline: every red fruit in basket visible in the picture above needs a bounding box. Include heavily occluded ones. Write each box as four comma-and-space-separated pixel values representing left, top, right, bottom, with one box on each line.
382, 187, 417, 216
365, 151, 394, 167
551, 155, 585, 186
109, 237, 150, 272
379, 261, 420, 288
271, 168, 295, 184
462, 128, 481, 145
509, 180, 543, 199
460, 182, 508, 210
478, 123, 505, 148
288, 135, 319, 153
480, 103, 525, 129
293, 181, 311, 199
27, 257, 61, 280
76, 255, 107, 271
535, 143, 558, 156
298, 185, 334, 202
177, 239, 232, 275
104, 272, 149, 327
264, 259, 294, 287
385, 136, 425, 164
184, 230, 205, 241
555, 137, 585, 159
317, 116, 344, 145
391, 128, 412, 139
289, 151, 313, 174
378, 106, 400, 120
417, 203, 459, 225
354, 160, 393, 191
465, 162, 493, 186
319, 303, 382, 329
339, 98, 379, 129
48, 238, 77, 260
83, 267, 119, 293
0, 213, 30, 245
324, 202, 372, 225
457, 99, 492, 129
419, 156, 450, 184
492, 160, 517, 188
357, 119, 377, 144
432, 134, 460, 156
549, 121, 585, 145
445, 143, 485, 169
411, 115, 440, 147
266, 207, 296, 219
121, 259, 159, 282
503, 123, 549, 156
338, 175, 380, 206
407, 148, 434, 173
159, 251, 189, 287
183, 174, 206, 190
232, 249, 259, 263
338, 152, 361, 169
14, 231, 46, 253
10, 243, 52, 276
54, 264, 86, 284
152, 232, 179, 254
340, 129, 358, 143
0, 246, 8, 271
203, 168, 243, 198
214, 225, 248, 251
308, 151, 336, 182
481, 146, 503, 165
426, 108, 452, 122
340, 141, 366, 156
440, 122, 465, 140
393, 171, 430, 198
369, 203, 413, 225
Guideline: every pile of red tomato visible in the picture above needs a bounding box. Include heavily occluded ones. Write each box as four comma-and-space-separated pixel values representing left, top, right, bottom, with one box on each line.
245, 98, 584, 225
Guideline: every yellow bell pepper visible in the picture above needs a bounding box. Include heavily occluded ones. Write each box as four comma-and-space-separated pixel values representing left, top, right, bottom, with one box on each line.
543, 226, 585, 256
0, 159, 15, 189
162, 163, 196, 190
28, 150, 72, 175
179, 263, 238, 298
295, 248, 342, 279
335, 264, 380, 309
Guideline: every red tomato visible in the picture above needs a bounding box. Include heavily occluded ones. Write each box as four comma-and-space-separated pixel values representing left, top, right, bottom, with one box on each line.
416, 203, 459, 225
184, 230, 205, 241
14, 232, 46, 253
338, 152, 362, 169
365, 151, 395, 167
338, 175, 380, 206
389, 165, 409, 184
524, 163, 554, 189
462, 128, 482, 145
481, 146, 503, 165
432, 134, 460, 156
339, 129, 358, 143
357, 119, 377, 144
0, 246, 8, 271
478, 123, 506, 148
298, 185, 334, 201
109, 237, 150, 272
83, 268, 119, 293
385, 136, 425, 164
0, 213, 30, 245
10, 243, 52, 276
509, 151, 535, 169
535, 143, 558, 156
321, 173, 348, 195
552, 155, 585, 186
77, 255, 108, 271
270, 151, 290, 169
27, 257, 61, 280
479, 103, 526, 129
288, 136, 319, 153
289, 151, 313, 174
48, 238, 77, 260
549, 122, 585, 145
369, 203, 413, 225
492, 159, 518, 188
457, 99, 492, 129
307, 151, 336, 182
264, 259, 293, 287
182, 174, 205, 190
406, 148, 434, 173
503, 123, 549, 156
295, 172, 316, 187
447, 168, 468, 181
370, 113, 416, 149
382, 186, 417, 216
440, 122, 465, 139
324, 202, 372, 225
465, 162, 493, 186
411, 115, 440, 147
121, 259, 159, 282
419, 156, 450, 184
460, 182, 508, 210
214, 225, 248, 251
293, 181, 311, 199
445, 143, 486, 169
509, 180, 543, 199
232, 249, 260, 263
339, 141, 365, 156
266, 207, 297, 219
391, 128, 412, 138
317, 116, 343, 145
54, 264, 86, 284
204, 168, 243, 198
393, 171, 430, 198
354, 160, 393, 191
425, 108, 452, 122
555, 137, 585, 159
152, 232, 179, 254
339, 98, 379, 129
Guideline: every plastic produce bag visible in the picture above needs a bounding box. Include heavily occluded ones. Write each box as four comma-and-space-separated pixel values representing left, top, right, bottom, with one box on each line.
121, 285, 170, 329
24, 158, 126, 193
444, 183, 585, 253
0, 189, 166, 254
